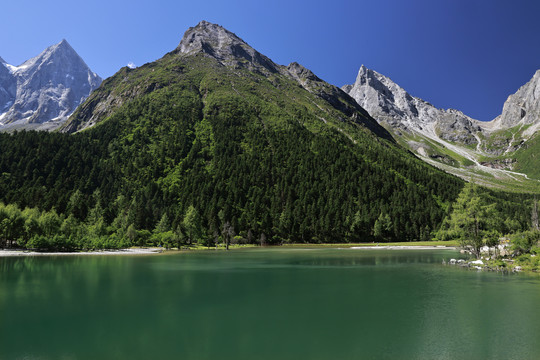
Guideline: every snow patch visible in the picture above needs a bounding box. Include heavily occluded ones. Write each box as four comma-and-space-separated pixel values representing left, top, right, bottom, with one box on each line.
5, 63, 29, 74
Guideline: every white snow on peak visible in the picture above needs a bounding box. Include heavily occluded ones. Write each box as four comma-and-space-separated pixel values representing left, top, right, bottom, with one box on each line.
5, 63, 30, 74
0, 40, 102, 131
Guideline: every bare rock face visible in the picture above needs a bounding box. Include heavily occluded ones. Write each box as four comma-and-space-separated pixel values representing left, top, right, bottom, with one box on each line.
491, 70, 540, 134
343, 65, 483, 145
480, 158, 516, 170
0, 59, 16, 114
177, 20, 279, 74
0, 40, 102, 130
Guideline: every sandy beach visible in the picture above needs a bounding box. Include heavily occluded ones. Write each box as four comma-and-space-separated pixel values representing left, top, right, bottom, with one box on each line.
0, 248, 164, 257
349, 245, 457, 250
0, 245, 458, 257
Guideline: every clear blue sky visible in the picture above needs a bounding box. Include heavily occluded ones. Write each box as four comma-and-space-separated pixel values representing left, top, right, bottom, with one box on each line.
1, 0, 539, 121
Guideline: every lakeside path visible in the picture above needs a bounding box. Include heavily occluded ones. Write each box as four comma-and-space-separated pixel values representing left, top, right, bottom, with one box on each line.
0, 248, 163, 257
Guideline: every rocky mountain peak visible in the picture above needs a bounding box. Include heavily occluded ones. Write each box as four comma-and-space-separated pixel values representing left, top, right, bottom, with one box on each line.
177, 20, 278, 74
356, 64, 368, 76
19, 39, 83, 73
355, 64, 379, 84
343, 65, 483, 145
178, 21, 241, 55
0, 40, 101, 130
345, 65, 417, 121
0, 57, 6, 64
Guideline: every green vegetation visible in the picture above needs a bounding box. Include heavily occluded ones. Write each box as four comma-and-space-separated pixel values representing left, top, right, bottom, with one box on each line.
0, 51, 536, 250
438, 182, 540, 268
513, 132, 540, 179
395, 132, 472, 168
0, 202, 130, 251
436, 182, 499, 258
481, 124, 531, 154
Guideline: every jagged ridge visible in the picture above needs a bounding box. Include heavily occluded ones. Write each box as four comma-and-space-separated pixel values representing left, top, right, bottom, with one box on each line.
343, 65, 483, 145
343, 64, 540, 189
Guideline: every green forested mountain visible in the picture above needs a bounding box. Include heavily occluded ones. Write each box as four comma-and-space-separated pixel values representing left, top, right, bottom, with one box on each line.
0, 22, 533, 249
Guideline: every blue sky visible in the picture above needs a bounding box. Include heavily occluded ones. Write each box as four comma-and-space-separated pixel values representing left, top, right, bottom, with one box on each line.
1, 0, 539, 121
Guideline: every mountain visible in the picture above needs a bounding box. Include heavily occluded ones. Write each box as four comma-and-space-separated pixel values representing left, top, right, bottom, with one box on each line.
342, 65, 483, 145
0, 20, 473, 244
343, 66, 540, 191
63, 21, 386, 138
0, 40, 102, 131
492, 70, 540, 130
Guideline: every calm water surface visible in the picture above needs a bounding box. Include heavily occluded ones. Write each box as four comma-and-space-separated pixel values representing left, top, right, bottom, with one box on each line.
1, 248, 539, 359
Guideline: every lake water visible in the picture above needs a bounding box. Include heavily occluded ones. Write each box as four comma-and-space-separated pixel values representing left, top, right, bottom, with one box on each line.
1, 248, 539, 359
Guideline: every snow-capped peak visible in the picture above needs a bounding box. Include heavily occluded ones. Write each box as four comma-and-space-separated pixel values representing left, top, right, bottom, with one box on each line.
0, 40, 102, 130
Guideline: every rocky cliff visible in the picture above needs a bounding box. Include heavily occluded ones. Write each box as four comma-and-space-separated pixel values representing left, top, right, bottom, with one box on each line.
343, 65, 483, 145
490, 70, 540, 137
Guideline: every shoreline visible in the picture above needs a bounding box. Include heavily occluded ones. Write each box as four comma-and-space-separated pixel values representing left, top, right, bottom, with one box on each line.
0, 244, 459, 257
349, 245, 457, 250
0, 248, 164, 257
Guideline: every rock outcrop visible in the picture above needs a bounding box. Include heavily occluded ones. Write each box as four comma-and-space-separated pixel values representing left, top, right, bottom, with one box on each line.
177, 20, 279, 75
490, 70, 540, 136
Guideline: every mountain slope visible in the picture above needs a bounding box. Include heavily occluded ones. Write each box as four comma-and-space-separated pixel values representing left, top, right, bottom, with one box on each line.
343, 66, 540, 191
0, 21, 474, 244
63, 22, 387, 139
0, 40, 102, 131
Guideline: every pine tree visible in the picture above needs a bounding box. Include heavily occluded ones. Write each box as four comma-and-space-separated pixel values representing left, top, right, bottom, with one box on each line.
373, 212, 392, 241
155, 213, 171, 233
531, 197, 539, 231
439, 182, 499, 258
183, 205, 203, 244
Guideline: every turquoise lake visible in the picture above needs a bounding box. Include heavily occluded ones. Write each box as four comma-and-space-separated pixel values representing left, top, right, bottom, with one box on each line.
1, 248, 540, 359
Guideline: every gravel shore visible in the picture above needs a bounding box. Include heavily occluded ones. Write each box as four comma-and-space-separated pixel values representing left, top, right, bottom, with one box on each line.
0, 248, 163, 257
